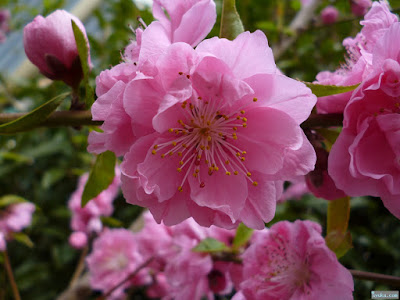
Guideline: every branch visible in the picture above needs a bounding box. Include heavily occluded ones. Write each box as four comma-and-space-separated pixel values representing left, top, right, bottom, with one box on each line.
301, 113, 343, 128
3, 250, 21, 300
0, 110, 102, 128
350, 270, 400, 288
272, 0, 322, 60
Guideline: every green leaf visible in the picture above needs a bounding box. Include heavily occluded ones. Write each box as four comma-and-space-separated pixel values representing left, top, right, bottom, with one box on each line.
315, 128, 341, 151
100, 216, 123, 228
0, 93, 68, 134
192, 238, 229, 253
326, 196, 353, 258
0, 195, 28, 208
220, 0, 244, 40
303, 82, 360, 97
81, 151, 116, 207
13, 232, 34, 248
232, 223, 253, 250
72, 20, 94, 107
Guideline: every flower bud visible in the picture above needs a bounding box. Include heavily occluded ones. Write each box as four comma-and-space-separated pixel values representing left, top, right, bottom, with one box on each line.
23, 10, 90, 88
321, 6, 339, 25
69, 231, 88, 249
350, 0, 372, 17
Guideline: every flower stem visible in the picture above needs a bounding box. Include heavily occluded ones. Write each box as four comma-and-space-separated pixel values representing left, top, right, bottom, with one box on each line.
95, 257, 154, 300
350, 269, 400, 287
3, 250, 21, 300
68, 246, 89, 288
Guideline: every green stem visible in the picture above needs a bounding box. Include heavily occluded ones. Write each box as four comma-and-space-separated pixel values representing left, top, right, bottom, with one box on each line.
3, 250, 21, 300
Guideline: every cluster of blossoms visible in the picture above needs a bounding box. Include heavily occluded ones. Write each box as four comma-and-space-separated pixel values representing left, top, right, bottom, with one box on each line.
86, 211, 353, 300
314, 1, 400, 218
0, 9, 10, 43
68, 167, 121, 249
88, 0, 317, 229
0, 201, 35, 251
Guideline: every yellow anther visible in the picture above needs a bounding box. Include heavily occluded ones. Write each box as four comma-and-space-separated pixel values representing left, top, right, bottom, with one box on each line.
200, 145, 205, 150
242, 151, 247, 155
219, 132, 223, 137
195, 169, 200, 173
234, 171, 239, 175
216, 111, 221, 115
226, 171, 231, 176
205, 101, 209, 104
253, 97, 258, 102
214, 166, 219, 171
177, 168, 182, 172
225, 160, 230, 165
201, 115, 205, 119
161, 154, 165, 158
186, 75, 190, 79
178, 72, 183, 75
178, 120, 184, 125
232, 134, 238, 140
190, 104, 194, 110
151, 150, 157, 155
396, 103, 400, 108
182, 144, 187, 148
246, 172, 252, 177
153, 145, 158, 149
205, 159, 209, 164
193, 173, 198, 178
236, 152, 241, 157
179, 161, 184, 165
209, 166, 214, 172
198, 96, 202, 100
241, 157, 246, 161
178, 152, 183, 156
169, 151, 173, 156
242, 123, 247, 128
172, 141, 177, 146
242, 117, 247, 122
175, 130, 179, 134
236, 116, 241, 120
252, 181, 258, 186
207, 121, 211, 125
233, 127, 237, 131
223, 115, 229, 120
168, 128, 173, 133
178, 186, 183, 192
206, 145, 210, 150
207, 136, 212, 141
197, 154, 202, 159
240, 110, 245, 114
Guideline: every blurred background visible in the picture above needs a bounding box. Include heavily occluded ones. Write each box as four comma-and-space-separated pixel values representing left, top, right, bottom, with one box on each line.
0, 0, 400, 299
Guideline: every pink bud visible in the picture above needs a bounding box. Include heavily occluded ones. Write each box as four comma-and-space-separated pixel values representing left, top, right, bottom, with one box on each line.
69, 231, 88, 249
321, 6, 339, 25
350, 0, 372, 17
23, 10, 90, 88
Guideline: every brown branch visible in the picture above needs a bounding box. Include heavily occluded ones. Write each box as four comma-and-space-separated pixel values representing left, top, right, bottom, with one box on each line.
68, 246, 89, 288
0, 110, 102, 128
301, 113, 343, 128
350, 269, 400, 288
3, 250, 21, 300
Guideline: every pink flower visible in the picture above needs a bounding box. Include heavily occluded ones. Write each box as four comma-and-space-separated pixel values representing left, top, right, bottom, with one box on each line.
86, 228, 150, 300
351, 0, 372, 17
68, 168, 121, 247
68, 231, 88, 249
238, 220, 354, 300
316, 1, 397, 114
23, 10, 90, 88
0, 202, 35, 249
321, 6, 339, 25
329, 23, 400, 219
121, 30, 316, 229
0, 10, 10, 43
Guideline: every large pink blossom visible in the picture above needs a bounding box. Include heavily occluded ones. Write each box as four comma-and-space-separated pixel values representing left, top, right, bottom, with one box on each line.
86, 228, 150, 300
120, 30, 316, 229
316, 1, 398, 114
237, 220, 354, 300
23, 10, 90, 88
68, 168, 121, 247
0, 202, 35, 251
329, 22, 400, 219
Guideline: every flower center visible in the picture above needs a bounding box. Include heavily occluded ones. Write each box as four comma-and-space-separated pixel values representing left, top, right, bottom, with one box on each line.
151, 96, 259, 192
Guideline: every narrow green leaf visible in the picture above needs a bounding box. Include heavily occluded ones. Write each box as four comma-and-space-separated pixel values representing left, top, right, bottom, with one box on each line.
192, 238, 229, 253
326, 196, 352, 257
81, 151, 116, 207
71, 20, 94, 107
232, 223, 253, 250
13, 232, 34, 248
0, 93, 68, 134
100, 216, 123, 228
303, 82, 360, 97
0, 195, 27, 208
220, 0, 244, 40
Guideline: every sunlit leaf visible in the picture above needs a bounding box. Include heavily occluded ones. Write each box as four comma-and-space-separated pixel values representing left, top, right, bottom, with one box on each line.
13, 232, 34, 248
303, 82, 360, 97
192, 238, 229, 253
100, 216, 123, 228
0, 93, 68, 134
0, 195, 28, 207
81, 151, 116, 207
220, 0, 244, 40
232, 222, 253, 250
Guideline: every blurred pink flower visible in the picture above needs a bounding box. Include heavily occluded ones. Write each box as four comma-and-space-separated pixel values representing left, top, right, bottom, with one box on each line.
0, 10, 10, 43
351, 0, 372, 17
316, 1, 397, 114
278, 177, 309, 203
321, 6, 339, 25
121, 30, 316, 229
68, 168, 121, 248
86, 228, 150, 300
238, 220, 354, 300
23, 10, 90, 88
329, 23, 400, 219
0, 202, 35, 250
68, 231, 88, 249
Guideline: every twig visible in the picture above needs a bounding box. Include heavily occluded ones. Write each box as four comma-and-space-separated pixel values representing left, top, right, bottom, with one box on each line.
301, 113, 343, 128
351, 269, 400, 287
96, 257, 154, 300
3, 250, 21, 300
68, 246, 89, 288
